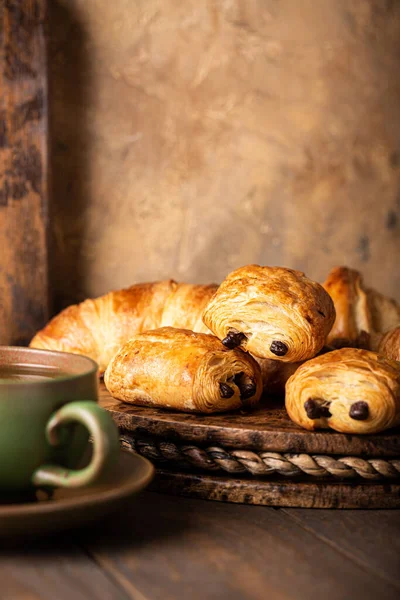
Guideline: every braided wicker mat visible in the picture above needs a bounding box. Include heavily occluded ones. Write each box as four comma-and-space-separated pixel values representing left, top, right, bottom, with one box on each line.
99, 385, 400, 508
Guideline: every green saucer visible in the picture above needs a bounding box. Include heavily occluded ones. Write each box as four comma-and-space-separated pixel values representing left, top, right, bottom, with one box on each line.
0, 449, 154, 538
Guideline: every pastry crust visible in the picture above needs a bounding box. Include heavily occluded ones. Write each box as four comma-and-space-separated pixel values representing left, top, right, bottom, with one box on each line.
202, 265, 335, 362
322, 266, 400, 349
104, 327, 262, 413
30, 281, 218, 373
322, 267, 371, 346
378, 326, 400, 362
285, 348, 400, 434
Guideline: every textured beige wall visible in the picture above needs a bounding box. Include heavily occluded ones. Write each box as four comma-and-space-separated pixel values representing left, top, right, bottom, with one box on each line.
50, 0, 400, 309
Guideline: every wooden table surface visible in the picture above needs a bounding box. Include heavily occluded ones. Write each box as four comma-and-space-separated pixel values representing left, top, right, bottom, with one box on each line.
1, 490, 399, 600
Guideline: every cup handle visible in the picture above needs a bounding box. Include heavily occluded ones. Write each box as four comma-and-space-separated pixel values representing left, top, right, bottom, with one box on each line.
32, 401, 120, 489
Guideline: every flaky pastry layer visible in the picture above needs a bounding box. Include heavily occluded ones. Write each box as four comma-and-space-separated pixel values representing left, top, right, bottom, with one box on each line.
322, 266, 400, 351
285, 348, 400, 434
30, 281, 218, 373
203, 265, 335, 362
104, 327, 262, 413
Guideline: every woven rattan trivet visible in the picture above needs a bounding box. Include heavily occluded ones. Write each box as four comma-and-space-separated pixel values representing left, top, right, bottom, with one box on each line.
99, 385, 400, 508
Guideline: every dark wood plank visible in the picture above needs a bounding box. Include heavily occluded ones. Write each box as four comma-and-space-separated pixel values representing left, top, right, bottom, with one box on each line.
100, 386, 400, 457
78, 492, 399, 600
0, 537, 130, 600
0, 0, 49, 345
283, 508, 400, 589
148, 470, 400, 509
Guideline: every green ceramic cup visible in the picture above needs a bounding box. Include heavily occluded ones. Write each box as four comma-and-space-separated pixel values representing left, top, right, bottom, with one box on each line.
0, 346, 119, 492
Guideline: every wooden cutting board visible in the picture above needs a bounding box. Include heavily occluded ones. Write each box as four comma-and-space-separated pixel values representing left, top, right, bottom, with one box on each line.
99, 385, 400, 508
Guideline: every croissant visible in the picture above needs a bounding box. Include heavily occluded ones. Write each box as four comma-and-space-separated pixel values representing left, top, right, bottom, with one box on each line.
285, 348, 400, 434
104, 327, 262, 413
30, 281, 218, 373
322, 266, 400, 349
202, 265, 335, 362
378, 326, 400, 362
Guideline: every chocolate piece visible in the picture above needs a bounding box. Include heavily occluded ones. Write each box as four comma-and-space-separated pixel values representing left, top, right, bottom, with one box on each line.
319, 404, 332, 418
222, 331, 247, 349
349, 401, 369, 421
219, 382, 235, 398
231, 371, 256, 401
233, 371, 244, 386
304, 399, 321, 419
304, 398, 331, 419
240, 379, 257, 400
270, 340, 288, 356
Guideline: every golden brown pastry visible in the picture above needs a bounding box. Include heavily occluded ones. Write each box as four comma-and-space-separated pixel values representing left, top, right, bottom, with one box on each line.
322, 267, 371, 347
30, 281, 218, 373
104, 327, 262, 413
378, 326, 400, 362
202, 265, 335, 362
285, 348, 400, 434
323, 266, 400, 349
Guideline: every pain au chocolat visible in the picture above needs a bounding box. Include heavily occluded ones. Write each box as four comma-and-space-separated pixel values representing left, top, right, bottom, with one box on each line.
202, 265, 335, 363
285, 348, 400, 434
322, 266, 400, 350
30, 281, 218, 373
104, 327, 262, 413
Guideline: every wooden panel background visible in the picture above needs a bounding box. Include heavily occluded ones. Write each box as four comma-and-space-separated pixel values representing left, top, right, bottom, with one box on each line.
49, 0, 400, 310
0, 0, 49, 345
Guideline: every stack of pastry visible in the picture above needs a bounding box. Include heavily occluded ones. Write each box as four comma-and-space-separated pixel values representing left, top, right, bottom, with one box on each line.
30, 264, 400, 434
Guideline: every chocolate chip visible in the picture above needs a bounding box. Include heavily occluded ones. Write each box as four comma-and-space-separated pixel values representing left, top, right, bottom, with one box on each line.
233, 371, 244, 386
231, 371, 256, 401
304, 398, 331, 419
222, 331, 247, 349
219, 382, 234, 398
270, 341, 288, 356
240, 379, 257, 400
349, 401, 369, 421
319, 405, 332, 418
317, 310, 326, 317
304, 399, 320, 419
